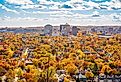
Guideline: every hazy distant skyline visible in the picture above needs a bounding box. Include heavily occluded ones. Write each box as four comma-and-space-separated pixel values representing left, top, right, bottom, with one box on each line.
0, 0, 121, 27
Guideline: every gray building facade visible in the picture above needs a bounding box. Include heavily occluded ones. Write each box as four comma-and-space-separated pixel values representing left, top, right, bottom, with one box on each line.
44, 24, 53, 36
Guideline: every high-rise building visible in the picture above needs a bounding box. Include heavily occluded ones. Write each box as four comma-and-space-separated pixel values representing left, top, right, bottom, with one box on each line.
118, 27, 121, 33
60, 23, 71, 36
52, 26, 60, 36
44, 24, 53, 36
108, 27, 113, 34
72, 26, 79, 36
91, 28, 96, 32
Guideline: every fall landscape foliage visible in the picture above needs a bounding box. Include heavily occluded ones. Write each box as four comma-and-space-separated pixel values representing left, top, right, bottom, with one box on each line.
0, 32, 121, 82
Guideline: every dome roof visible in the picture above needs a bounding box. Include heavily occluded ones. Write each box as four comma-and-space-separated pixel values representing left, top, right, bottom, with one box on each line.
45, 24, 53, 27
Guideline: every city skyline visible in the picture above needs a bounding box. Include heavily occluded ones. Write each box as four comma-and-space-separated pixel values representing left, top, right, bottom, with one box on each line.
0, 0, 121, 27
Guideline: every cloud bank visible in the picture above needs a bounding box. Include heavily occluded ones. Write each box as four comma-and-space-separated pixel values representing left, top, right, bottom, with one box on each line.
0, 0, 121, 27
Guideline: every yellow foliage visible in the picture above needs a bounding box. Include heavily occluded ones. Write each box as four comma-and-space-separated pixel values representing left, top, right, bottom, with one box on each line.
100, 65, 112, 74
7, 48, 14, 58
64, 77, 70, 82
65, 63, 77, 74
85, 71, 94, 78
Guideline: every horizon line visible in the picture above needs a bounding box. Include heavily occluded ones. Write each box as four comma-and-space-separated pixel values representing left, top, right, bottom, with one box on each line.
0, 25, 121, 28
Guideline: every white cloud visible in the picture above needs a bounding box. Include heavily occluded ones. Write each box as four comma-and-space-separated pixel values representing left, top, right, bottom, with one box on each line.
111, 1, 121, 9
6, 0, 33, 5
93, 11, 99, 15
32, 10, 64, 14
1, 4, 19, 14
21, 9, 73, 16
20, 5, 38, 9
85, 1, 100, 8
1, 0, 121, 27
0, 4, 2, 7
91, 11, 100, 17
1, 15, 121, 27
110, 13, 121, 22
39, 0, 60, 5
20, 4, 46, 9
69, 0, 83, 3
3, 0, 121, 10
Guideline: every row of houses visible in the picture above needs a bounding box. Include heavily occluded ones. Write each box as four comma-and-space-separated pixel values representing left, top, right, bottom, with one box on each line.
42, 23, 79, 36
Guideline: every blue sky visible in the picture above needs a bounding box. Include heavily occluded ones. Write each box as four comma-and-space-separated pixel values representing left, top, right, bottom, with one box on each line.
0, 0, 121, 27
